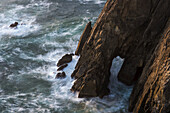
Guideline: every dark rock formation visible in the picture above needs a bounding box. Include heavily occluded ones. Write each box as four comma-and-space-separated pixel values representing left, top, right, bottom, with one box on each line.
71, 0, 169, 97
69, 0, 170, 112
57, 64, 68, 71
10, 22, 18, 28
55, 72, 66, 79
57, 54, 73, 67
75, 21, 92, 55
129, 19, 170, 113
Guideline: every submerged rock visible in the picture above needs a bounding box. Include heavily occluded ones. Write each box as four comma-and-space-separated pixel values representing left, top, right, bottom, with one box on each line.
55, 72, 66, 79
57, 54, 73, 67
10, 22, 18, 28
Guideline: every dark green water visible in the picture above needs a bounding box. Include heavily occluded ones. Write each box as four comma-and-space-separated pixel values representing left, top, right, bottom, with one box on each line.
0, 0, 132, 112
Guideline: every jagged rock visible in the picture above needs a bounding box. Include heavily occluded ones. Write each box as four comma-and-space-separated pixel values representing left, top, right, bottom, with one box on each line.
55, 72, 66, 79
10, 22, 18, 28
78, 80, 97, 98
71, 68, 78, 78
57, 54, 72, 67
129, 19, 170, 113
57, 64, 68, 71
75, 21, 92, 55
71, 0, 169, 103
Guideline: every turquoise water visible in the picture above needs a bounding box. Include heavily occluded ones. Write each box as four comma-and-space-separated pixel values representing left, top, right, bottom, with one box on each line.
0, 0, 132, 112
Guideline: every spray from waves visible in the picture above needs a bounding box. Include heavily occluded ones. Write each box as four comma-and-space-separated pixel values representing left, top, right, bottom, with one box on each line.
0, 56, 4, 62
0, 0, 133, 112
0, 5, 40, 38
0, 39, 83, 112
1, 54, 84, 113
78, 57, 132, 113
0, 0, 53, 38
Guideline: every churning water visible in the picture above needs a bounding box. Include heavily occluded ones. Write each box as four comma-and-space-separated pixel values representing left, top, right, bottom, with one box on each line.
0, 0, 132, 112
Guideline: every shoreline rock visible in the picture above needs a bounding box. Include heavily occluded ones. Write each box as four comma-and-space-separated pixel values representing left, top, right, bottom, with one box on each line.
67, 0, 169, 112
55, 72, 66, 79
57, 54, 73, 67
57, 64, 68, 71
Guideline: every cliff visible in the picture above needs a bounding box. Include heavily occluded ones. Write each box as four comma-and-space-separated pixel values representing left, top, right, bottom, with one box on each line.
129, 19, 170, 113
58, 0, 170, 112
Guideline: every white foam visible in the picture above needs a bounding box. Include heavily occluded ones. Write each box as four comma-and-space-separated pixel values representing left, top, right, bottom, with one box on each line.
74, 57, 132, 112
16, 51, 83, 102
18, 44, 132, 112
0, 4, 40, 38
0, 0, 132, 112
109, 56, 125, 88
0, 56, 4, 62
26, 0, 53, 9
47, 19, 85, 38
0, 92, 59, 112
50, 55, 83, 102
0, 0, 54, 38
79, 0, 106, 4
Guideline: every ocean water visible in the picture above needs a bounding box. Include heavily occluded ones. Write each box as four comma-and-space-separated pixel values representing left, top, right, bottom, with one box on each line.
0, 0, 132, 113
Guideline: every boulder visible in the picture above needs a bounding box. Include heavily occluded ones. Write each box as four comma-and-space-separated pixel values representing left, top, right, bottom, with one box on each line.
55, 72, 66, 79
57, 64, 68, 71
10, 22, 18, 28
57, 54, 72, 67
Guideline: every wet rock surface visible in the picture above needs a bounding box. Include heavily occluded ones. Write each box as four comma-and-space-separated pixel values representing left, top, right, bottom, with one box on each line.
55, 72, 66, 79
68, 0, 170, 112
10, 22, 18, 28
57, 54, 73, 67
57, 64, 68, 71
56, 54, 74, 79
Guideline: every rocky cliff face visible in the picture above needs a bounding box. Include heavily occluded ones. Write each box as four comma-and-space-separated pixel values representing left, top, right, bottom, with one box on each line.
129, 20, 170, 113
68, 0, 169, 112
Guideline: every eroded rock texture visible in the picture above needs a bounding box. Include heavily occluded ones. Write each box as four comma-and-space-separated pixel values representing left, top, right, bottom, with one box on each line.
129, 20, 170, 113
57, 54, 73, 67
70, 0, 170, 112
71, 0, 169, 98
75, 22, 92, 55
